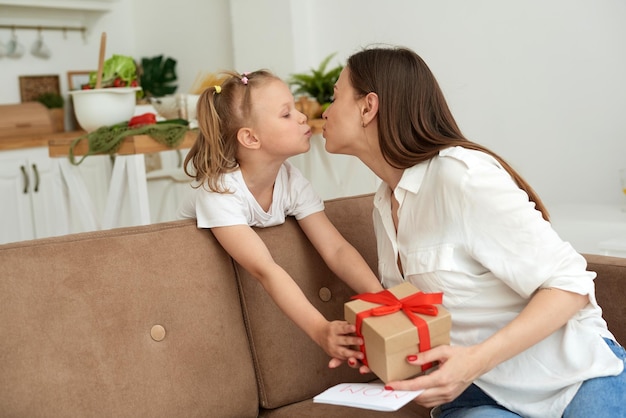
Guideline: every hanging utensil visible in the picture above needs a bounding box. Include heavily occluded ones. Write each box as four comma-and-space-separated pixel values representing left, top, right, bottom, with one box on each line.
31, 27, 51, 59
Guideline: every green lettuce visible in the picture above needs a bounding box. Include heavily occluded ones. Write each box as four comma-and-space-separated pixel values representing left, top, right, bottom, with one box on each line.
89, 54, 138, 87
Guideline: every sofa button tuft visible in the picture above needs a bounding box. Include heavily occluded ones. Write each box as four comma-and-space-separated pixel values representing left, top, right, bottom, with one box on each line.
318, 287, 332, 302
150, 324, 166, 341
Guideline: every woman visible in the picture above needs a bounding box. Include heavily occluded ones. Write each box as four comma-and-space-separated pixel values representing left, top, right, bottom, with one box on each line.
321, 46, 625, 418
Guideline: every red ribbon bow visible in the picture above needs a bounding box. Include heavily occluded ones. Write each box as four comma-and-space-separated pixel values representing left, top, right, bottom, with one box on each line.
351, 288, 443, 371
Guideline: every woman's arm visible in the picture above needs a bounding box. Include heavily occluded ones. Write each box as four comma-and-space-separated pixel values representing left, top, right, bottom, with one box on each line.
386, 157, 592, 405
211, 224, 364, 360
297, 211, 383, 294
386, 285, 589, 408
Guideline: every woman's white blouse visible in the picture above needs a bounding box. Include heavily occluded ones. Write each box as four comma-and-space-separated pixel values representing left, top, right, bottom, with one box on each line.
373, 146, 622, 418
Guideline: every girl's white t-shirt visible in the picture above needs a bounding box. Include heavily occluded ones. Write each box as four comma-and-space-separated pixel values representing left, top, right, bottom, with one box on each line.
178, 161, 324, 228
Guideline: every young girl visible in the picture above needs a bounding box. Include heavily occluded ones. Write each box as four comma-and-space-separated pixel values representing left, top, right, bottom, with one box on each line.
321, 46, 625, 417
179, 70, 383, 363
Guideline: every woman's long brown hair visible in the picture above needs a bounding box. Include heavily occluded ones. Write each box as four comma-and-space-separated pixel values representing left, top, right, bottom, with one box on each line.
347, 47, 549, 221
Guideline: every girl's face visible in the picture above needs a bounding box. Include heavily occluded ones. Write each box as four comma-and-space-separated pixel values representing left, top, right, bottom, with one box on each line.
250, 79, 312, 159
321, 67, 364, 155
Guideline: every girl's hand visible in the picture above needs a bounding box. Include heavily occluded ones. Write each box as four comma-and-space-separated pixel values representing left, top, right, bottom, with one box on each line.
328, 356, 372, 375
316, 320, 365, 361
383, 344, 486, 408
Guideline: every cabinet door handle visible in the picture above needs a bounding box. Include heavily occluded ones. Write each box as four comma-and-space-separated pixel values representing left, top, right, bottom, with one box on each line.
32, 163, 40, 192
20, 165, 29, 194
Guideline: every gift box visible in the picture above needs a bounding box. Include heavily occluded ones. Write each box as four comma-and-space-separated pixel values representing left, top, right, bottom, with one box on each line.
344, 282, 451, 383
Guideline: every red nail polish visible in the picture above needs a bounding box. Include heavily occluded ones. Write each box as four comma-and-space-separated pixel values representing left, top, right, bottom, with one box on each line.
384, 385, 393, 391
407, 354, 418, 362
348, 359, 356, 366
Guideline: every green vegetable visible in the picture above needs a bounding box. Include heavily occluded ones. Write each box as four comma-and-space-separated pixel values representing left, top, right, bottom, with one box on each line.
89, 54, 138, 88
156, 118, 188, 126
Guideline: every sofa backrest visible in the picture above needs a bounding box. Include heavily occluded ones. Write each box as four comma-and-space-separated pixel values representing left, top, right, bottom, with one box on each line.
2, 192, 623, 417
238, 194, 379, 410
584, 253, 626, 345
0, 220, 259, 417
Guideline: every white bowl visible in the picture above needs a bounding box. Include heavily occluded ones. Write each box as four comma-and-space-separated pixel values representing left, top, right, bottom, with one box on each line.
70, 87, 141, 132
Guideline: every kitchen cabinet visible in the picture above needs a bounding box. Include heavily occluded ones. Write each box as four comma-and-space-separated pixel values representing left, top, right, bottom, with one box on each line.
0, 146, 112, 244
48, 132, 196, 229
0, 147, 69, 244
0, 129, 197, 244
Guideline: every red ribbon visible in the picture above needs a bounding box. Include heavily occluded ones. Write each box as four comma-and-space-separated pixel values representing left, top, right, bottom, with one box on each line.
351, 289, 443, 372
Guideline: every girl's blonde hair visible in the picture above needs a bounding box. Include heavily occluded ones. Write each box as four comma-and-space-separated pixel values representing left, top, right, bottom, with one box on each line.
184, 70, 280, 192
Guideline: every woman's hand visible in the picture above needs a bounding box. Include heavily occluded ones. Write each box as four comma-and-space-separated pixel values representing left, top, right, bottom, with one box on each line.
383, 344, 487, 408
384, 288, 589, 408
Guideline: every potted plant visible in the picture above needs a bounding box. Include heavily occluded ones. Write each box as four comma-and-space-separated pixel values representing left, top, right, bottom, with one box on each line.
288, 52, 343, 119
36, 92, 65, 132
139, 55, 178, 99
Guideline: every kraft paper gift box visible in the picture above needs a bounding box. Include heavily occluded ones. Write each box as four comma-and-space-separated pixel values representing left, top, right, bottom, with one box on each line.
344, 282, 451, 383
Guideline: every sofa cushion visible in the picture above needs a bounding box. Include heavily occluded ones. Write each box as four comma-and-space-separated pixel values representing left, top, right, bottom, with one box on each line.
0, 220, 259, 417
236, 194, 382, 409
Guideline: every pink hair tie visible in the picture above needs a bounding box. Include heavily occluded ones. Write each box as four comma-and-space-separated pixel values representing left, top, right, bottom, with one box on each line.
241, 72, 250, 85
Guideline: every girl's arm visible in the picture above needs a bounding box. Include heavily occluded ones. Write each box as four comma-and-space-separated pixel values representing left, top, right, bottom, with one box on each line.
211, 224, 364, 360
297, 211, 383, 294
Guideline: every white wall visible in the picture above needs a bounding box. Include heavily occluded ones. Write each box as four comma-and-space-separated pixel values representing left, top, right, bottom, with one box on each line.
2, 0, 625, 252
231, 0, 626, 209
0, 2, 138, 105
0, 0, 234, 127
4, 0, 624, 206
130, 0, 234, 93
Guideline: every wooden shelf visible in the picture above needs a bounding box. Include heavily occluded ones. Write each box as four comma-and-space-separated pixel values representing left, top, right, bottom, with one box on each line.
309, 118, 323, 135
48, 130, 197, 157
0, 0, 115, 12
0, 130, 86, 152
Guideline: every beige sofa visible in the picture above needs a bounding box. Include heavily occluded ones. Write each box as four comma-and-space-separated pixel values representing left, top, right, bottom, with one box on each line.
1, 194, 624, 417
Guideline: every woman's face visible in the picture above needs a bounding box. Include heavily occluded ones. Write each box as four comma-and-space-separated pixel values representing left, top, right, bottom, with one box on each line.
321, 67, 364, 155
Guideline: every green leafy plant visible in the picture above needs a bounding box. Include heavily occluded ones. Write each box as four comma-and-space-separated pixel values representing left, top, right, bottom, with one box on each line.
139, 55, 178, 98
35, 92, 64, 109
288, 52, 343, 108
87, 54, 139, 89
